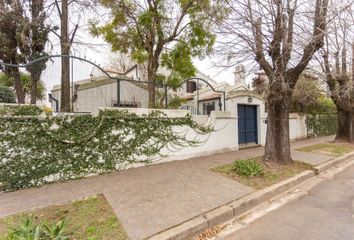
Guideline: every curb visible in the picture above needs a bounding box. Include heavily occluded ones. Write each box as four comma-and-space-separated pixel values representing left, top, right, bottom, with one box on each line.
146, 152, 354, 240
313, 151, 354, 175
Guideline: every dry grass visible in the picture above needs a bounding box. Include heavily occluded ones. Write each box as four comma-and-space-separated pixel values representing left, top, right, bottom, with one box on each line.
0, 194, 128, 240
212, 157, 313, 190
297, 142, 354, 157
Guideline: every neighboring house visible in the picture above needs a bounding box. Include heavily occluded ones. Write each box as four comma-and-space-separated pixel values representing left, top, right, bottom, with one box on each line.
50, 67, 217, 114
50, 66, 149, 114
51, 76, 149, 114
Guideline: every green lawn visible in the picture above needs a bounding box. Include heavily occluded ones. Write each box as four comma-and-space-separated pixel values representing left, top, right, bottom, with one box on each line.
0, 195, 128, 240
297, 142, 354, 157
212, 157, 313, 190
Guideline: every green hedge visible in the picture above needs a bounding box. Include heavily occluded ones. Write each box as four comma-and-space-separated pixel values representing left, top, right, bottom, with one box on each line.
0, 104, 43, 116
306, 114, 337, 137
0, 110, 212, 191
0, 85, 16, 103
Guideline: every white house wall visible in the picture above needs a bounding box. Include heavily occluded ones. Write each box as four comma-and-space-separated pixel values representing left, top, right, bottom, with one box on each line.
226, 96, 267, 146
53, 81, 149, 114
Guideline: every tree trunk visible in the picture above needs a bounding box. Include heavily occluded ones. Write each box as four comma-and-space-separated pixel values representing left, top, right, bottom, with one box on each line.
147, 58, 158, 108
351, 42, 354, 143
264, 93, 292, 163
12, 67, 25, 104
60, 0, 71, 112
335, 109, 352, 142
30, 70, 41, 104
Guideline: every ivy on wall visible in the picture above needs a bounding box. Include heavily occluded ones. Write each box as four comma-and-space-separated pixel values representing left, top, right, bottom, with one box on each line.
306, 114, 337, 137
0, 109, 212, 191
0, 104, 43, 116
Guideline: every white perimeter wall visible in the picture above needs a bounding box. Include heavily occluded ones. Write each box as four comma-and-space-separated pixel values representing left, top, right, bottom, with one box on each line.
289, 113, 307, 140
99, 107, 308, 164
102, 108, 238, 163
161, 111, 238, 162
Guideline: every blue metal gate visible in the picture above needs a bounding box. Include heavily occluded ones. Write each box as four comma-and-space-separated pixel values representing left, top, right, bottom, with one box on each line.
238, 104, 258, 145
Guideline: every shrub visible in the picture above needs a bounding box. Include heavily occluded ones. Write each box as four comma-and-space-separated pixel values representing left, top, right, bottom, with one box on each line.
7, 216, 68, 240
233, 159, 264, 177
306, 115, 337, 137
0, 85, 16, 103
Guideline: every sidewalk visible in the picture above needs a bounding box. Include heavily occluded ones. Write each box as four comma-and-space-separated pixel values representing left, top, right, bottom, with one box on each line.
0, 136, 333, 239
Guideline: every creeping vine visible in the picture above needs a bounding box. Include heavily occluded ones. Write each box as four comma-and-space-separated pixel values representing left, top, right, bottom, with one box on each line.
0, 109, 213, 191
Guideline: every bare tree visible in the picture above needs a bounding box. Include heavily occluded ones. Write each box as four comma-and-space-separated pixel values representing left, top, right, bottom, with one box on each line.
50, 0, 96, 111
320, 0, 354, 142
217, 0, 329, 163
108, 52, 148, 81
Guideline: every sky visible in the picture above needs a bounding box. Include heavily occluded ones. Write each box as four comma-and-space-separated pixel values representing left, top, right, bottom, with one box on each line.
58, 39, 236, 84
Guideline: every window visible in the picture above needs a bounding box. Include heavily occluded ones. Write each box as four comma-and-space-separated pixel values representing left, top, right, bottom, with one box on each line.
114, 102, 139, 108
203, 101, 215, 115
186, 81, 197, 93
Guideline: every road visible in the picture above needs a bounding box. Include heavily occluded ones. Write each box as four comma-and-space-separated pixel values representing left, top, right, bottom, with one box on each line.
223, 164, 354, 240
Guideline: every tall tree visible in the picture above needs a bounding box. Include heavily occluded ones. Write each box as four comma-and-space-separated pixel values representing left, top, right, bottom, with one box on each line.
53, 0, 71, 111
51, 0, 96, 111
217, 0, 329, 163
0, 72, 45, 101
91, 0, 218, 108
320, 1, 354, 142
0, 0, 25, 103
20, 0, 50, 104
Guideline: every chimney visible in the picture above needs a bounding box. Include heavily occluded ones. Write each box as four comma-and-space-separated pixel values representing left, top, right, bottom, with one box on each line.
234, 65, 246, 86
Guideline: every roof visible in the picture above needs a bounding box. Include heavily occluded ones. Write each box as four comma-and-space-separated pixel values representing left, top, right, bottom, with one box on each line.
51, 76, 149, 93
226, 89, 264, 101
181, 94, 194, 100
199, 92, 222, 101
194, 81, 230, 95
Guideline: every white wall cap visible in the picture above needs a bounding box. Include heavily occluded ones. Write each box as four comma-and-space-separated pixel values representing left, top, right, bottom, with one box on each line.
99, 107, 190, 118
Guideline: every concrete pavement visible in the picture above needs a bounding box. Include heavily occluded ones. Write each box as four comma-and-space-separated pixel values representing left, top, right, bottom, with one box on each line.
0, 136, 334, 240
223, 160, 354, 240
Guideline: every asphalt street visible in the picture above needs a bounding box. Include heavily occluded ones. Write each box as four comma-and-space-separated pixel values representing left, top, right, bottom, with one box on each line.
223, 164, 354, 240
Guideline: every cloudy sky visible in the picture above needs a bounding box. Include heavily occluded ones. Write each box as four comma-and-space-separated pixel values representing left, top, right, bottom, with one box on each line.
44, 36, 236, 84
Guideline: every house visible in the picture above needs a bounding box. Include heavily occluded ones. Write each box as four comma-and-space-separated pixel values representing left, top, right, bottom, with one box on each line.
179, 65, 268, 147
50, 62, 308, 150
50, 63, 268, 147
50, 65, 217, 114
51, 63, 154, 113
51, 72, 149, 114
224, 66, 266, 147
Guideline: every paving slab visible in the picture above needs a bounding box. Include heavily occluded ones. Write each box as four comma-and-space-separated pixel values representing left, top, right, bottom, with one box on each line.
291, 150, 333, 165
0, 136, 334, 240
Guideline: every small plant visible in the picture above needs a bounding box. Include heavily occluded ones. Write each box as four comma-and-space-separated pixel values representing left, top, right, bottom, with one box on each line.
8, 217, 42, 240
233, 159, 263, 177
7, 216, 68, 240
43, 220, 68, 240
